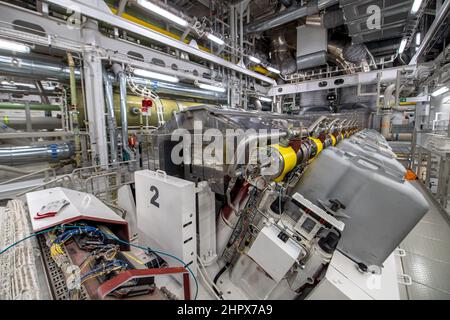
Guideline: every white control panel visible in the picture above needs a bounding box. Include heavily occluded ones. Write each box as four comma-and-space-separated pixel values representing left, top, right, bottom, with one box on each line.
247, 225, 303, 282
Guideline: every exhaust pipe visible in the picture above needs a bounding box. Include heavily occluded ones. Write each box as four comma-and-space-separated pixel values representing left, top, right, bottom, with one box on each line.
0, 142, 74, 165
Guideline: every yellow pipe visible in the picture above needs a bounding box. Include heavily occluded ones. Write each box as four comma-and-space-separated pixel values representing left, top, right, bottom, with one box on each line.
109, 6, 211, 52
250, 65, 270, 76
109, 6, 271, 77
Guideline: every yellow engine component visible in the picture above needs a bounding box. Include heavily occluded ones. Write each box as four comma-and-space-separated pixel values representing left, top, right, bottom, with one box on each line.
308, 137, 324, 159
270, 144, 298, 183
329, 134, 337, 146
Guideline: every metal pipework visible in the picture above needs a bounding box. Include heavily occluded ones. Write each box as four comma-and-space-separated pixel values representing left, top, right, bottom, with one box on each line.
0, 103, 60, 111
45, 0, 274, 84
271, 28, 297, 75
327, 118, 341, 132
245, 0, 339, 33
307, 115, 328, 136
1, 117, 62, 130
103, 71, 118, 163
0, 142, 74, 165
410, 0, 450, 65
0, 55, 226, 102
0, 54, 77, 80
381, 84, 396, 139
112, 64, 133, 160
228, 131, 288, 177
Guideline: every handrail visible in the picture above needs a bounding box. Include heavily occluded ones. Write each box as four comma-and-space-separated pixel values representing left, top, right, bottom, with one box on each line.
16, 174, 74, 197
0, 167, 57, 186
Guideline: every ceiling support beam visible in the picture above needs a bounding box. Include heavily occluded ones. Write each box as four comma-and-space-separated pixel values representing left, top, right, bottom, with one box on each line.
44, 0, 275, 84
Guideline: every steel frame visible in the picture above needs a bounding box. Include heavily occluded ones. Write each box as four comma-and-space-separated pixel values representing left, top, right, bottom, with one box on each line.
268, 65, 417, 96
44, 0, 275, 84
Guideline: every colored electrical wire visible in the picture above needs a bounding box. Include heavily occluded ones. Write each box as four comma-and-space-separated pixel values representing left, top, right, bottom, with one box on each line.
0, 224, 199, 300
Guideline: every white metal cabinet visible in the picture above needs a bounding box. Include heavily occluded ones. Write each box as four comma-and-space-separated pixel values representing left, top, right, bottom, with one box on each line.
135, 170, 197, 280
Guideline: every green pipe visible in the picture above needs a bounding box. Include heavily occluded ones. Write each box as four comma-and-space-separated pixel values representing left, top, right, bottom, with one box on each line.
0, 103, 60, 111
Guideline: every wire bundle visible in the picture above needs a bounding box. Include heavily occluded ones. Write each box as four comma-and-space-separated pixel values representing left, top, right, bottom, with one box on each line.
80, 259, 128, 285
0, 224, 199, 300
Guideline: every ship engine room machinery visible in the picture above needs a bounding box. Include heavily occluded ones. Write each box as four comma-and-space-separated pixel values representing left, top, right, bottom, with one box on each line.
0, 0, 449, 301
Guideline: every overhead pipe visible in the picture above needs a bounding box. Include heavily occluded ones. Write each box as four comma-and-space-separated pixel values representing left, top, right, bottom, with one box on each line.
0, 54, 77, 80
327, 42, 353, 73
45, 0, 275, 85
112, 64, 133, 161
0, 142, 74, 165
0, 55, 226, 102
0, 103, 60, 111
103, 70, 119, 164
410, 0, 450, 65
245, 0, 339, 33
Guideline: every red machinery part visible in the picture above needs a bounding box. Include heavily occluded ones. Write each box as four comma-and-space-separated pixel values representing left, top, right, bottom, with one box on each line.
97, 267, 191, 300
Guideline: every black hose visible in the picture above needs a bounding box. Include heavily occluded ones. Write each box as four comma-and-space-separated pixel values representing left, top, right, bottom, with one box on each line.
213, 263, 230, 298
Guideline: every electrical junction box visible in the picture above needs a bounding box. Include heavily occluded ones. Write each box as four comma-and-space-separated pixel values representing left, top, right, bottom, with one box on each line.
306, 251, 400, 300
247, 225, 302, 282
135, 170, 197, 280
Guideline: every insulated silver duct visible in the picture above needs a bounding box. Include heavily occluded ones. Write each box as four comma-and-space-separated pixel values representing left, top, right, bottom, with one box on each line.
343, 43, 369, 64
271, 29, 297, 75
0, 55, 75, 80
327, 42, 351, 71
112, 64, 133, 160
132, 78, 227, 101
253, 98, 263, 111
0, 142, 74, 165
0, 55, 226, 101
103, 71, 118, 163
245, 0, 339, 33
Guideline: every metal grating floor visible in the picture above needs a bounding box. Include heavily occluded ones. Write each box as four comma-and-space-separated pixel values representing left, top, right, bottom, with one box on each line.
399, 181, 450, 300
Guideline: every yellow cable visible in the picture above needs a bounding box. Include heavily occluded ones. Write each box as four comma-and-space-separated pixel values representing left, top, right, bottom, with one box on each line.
122, 251, 145, 265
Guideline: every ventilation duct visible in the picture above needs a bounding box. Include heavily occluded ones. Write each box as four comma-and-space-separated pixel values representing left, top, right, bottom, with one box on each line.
271, 29, 297, 75
327, 42, 352, 71
245, 0, 339, 33
296, 24, 328, 70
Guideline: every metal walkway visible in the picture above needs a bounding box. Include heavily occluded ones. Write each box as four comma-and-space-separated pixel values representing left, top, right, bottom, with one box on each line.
399, 181, 450, 300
